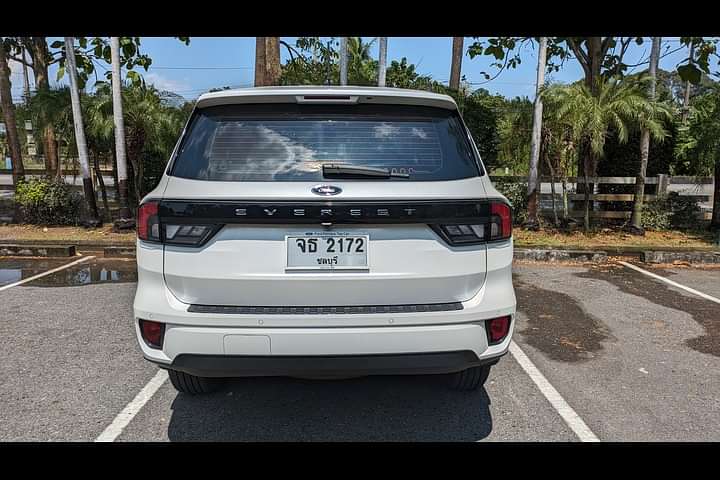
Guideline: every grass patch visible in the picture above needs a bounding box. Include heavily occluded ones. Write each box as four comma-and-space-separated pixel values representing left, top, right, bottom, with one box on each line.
515, 227, 717, 251
0, 224, 135, 244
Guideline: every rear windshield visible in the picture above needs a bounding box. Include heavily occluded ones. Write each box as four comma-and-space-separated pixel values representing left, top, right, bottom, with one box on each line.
170, 104, 482, 182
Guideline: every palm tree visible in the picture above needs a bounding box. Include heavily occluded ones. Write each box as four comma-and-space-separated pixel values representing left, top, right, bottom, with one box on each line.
25, 87, 75, 172
629, 36, 661, 234
89, 82, 185, 207
0, 38, 25, 185
542, 76, 671, 231
110, 37, 131, 219
377, 38, 387, 87
346, 37, 377, 85
65, 37, 100, 224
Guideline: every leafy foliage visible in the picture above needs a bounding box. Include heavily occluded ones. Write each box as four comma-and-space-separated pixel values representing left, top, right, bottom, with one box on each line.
542, 77, 672, 166
675, 83, 720, 176
14, 177, 83, 225
642, 192, 701, 230
493, 180, 528, 225
466, 37, 719, 86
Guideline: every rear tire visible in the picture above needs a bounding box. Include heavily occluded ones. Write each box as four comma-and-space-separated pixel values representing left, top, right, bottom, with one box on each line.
448, 365, 491, 391
168, 369, 222, 395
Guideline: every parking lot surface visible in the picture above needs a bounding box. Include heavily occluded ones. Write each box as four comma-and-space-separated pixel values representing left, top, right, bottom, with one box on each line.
1, 256, 718, 441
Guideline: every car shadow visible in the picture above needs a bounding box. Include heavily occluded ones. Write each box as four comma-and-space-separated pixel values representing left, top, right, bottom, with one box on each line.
166, 374, 493, 441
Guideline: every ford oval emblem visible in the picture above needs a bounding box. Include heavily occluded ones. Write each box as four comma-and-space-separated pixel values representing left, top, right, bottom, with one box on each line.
311, 185, 342, 196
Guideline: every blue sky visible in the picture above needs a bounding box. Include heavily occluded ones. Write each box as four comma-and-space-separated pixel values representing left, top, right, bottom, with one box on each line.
8, 37, 692, 102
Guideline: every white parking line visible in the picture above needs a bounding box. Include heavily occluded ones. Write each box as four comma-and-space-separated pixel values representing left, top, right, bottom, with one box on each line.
618, 261, 720, 305
509, 341, 600, 442
0, 255, 95, 292
95, 369, 168, 442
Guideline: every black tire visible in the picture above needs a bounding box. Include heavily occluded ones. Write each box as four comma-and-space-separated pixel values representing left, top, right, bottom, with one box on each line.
448, 365, 492, 391
168, 369, 222, 395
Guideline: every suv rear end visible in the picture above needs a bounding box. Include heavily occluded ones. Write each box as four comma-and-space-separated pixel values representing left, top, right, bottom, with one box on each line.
133, 86, 516, 394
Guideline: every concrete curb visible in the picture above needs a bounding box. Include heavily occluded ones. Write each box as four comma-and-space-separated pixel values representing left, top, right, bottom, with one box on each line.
0, 244, 76, 257
104, 246, 136, 258
514, 248, 609, 263
641, 251, 720, 264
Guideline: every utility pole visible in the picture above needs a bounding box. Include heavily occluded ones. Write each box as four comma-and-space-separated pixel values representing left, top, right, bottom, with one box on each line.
525, 37, 548, 230
377, 37, 387, 87
339, 37, 348, 86
449, 37, 464, 90
682, 42, 695, 123
254, 37, 266, 87
629, 36, 661, 234
65, 37, 100, 225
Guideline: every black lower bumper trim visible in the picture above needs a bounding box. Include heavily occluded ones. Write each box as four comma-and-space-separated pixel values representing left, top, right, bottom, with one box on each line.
160, 351, 503, 378
187, 302, 463, 315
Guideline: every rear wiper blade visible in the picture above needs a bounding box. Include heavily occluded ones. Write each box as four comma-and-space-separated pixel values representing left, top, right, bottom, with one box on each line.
322, 163, 410, 179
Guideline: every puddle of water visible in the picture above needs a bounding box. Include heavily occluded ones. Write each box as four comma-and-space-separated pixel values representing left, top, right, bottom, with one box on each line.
577, 265, 720, 358
0, 258, 76, 287
0, 259, 138, 287
514, 273, 613, 363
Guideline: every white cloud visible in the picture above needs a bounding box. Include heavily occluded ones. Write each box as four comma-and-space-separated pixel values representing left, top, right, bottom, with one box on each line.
143, 72, 190, 94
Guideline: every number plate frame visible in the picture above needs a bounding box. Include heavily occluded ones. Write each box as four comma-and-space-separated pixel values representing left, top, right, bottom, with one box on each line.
285, 232, 370, 271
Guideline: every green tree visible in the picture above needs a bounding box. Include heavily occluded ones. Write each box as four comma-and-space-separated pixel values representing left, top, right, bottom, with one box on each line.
675, 84, 720, 231
0, 38, 25, 185
542, 77, 672, 231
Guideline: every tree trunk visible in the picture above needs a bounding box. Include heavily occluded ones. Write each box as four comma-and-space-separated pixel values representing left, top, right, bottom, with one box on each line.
0, 41, 25, 185
111, 148, 120, 202
682, 42, 695, 123
93, 151, 109, 220
110, 37, 132, 219
126, 128, 146, 209
546, 156, 559, 227
525, 37, 547, 229
630, 36, 661, 234
339, 37, 348, 86
449, 37, 464, 91
65, 37, 100, 224
254, 37, 266, 87
264, 37, 281, 86
377, 37, 388, 87
27, 37, 60, 178
21, 47, 31, 103
561, 176, 569, 220
711, 159, 720, 232
583, 154, 593, 231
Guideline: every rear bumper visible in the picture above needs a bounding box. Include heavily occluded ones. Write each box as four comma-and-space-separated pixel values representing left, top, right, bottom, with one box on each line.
159, 351, 504, 378
133, 238, 516, 376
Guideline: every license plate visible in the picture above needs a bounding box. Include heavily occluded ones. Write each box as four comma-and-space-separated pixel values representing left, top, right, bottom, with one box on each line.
286, 233, 369, 270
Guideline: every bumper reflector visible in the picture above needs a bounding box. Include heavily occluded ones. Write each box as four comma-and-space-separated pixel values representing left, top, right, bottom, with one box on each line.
486, 316, 511, 344
139, 319, 165, 349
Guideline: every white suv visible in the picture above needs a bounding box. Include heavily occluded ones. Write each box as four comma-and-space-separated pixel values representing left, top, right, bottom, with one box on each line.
133, 86, 516, 394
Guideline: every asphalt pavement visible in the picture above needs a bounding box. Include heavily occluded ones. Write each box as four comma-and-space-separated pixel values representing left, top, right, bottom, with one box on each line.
1, 256, 718, 441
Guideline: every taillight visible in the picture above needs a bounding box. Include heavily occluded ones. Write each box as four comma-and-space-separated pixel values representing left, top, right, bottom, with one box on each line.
163, 224, 216, 246
137, 201, 217, 246
139, 319, 165, 349
490, 202, 512, 240
433, 200, 512, 245
137, 201, 160, 242
486, 316, 511, 344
